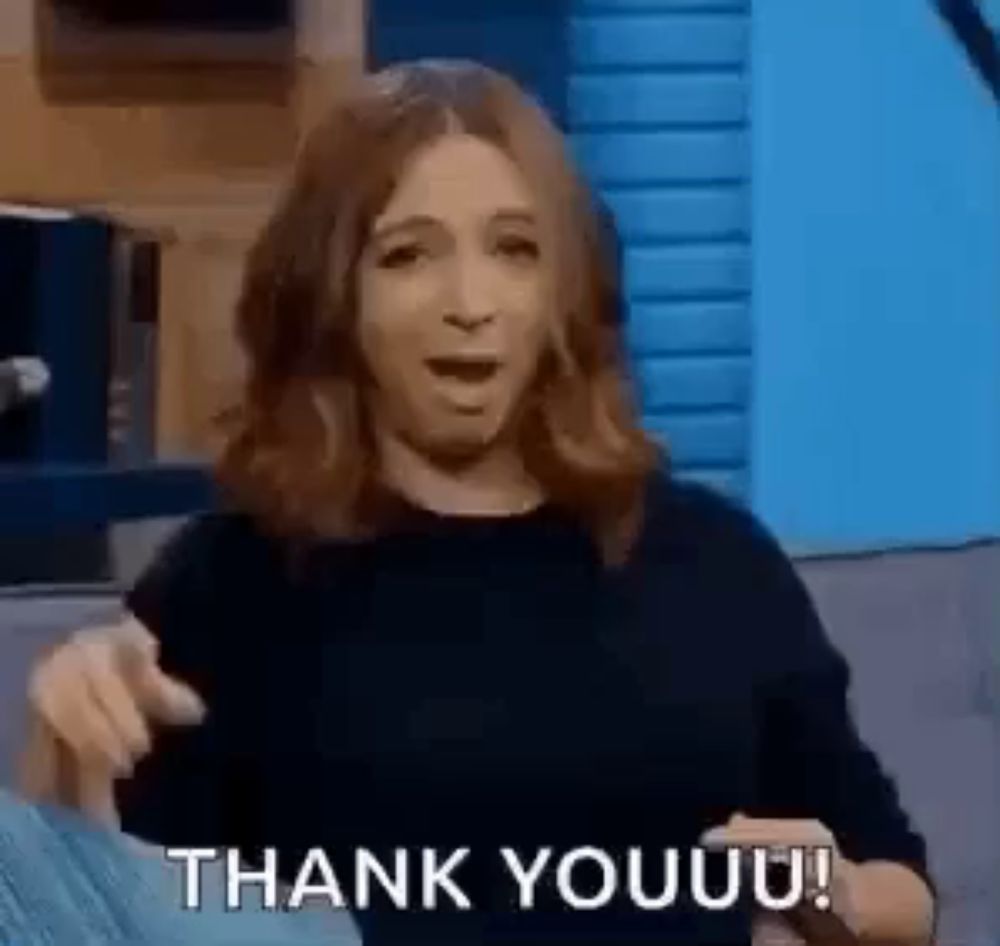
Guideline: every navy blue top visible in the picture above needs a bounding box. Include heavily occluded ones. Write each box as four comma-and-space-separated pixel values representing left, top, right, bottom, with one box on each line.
118, 471, 930, 945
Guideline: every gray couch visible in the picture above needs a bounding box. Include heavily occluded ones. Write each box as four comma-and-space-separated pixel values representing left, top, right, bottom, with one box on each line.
1, 534, 998, 944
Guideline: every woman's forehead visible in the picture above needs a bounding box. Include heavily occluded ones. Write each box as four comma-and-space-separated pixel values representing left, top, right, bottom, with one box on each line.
373, 134, 538, 229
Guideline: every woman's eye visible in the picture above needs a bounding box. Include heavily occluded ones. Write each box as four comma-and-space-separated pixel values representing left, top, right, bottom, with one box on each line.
378, 244, 425, 269
496, 236, 540, 262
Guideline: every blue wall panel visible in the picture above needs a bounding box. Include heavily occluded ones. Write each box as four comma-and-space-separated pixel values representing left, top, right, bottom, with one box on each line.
638, 356, 750, 412
368, 0, 570, 124
626, 301, 750, 355
605, 187, 748, 242
569, 1, 752, 497
575, 1, 746, 9
571, 14, 747, 68
574, 130, 748, 185
570, 73, 746, 127
625, 244, 750, 300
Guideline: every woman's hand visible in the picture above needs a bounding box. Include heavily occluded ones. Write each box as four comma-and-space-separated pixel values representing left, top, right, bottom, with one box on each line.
18, 616, 206, 829
701, 813, 862, 942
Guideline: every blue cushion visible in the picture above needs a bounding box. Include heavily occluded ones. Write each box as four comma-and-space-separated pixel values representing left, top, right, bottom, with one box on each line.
0, 788, 362, 946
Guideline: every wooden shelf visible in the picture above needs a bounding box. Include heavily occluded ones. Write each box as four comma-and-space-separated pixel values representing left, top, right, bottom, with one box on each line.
34, 0, 296, 103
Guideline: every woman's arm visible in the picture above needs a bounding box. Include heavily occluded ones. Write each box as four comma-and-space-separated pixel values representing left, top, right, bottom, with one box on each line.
752, 643, 936, 945
114, 515, 263, 854
733, 512, 937, 945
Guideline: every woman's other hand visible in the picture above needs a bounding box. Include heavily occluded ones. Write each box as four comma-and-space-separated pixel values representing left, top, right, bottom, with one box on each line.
18, 616, 206, 829
701, 813, 863, 942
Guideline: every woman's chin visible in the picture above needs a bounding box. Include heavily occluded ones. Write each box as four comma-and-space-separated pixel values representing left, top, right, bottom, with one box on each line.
413, 416, 509, 465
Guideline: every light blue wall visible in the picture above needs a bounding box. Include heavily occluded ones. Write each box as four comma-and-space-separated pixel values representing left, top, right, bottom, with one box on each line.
751, 0, 1000, 552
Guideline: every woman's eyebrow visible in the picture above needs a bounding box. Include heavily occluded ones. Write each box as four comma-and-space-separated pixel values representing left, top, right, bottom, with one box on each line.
491, 208, 537, 226
371, 208, 536, 241
370, 214, 440, 241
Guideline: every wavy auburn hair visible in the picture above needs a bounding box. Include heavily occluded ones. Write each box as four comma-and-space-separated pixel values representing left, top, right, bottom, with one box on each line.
216, 59, 662, 565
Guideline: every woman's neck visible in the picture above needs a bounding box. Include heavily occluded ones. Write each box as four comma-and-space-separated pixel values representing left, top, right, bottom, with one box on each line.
376, 428, 544, 517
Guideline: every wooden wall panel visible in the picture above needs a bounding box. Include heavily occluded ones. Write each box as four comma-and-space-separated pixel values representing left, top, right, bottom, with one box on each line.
0, 0, 364, 458
156, 239, 251, 457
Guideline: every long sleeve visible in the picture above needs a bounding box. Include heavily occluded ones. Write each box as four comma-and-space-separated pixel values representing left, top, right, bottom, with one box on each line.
114, 516, 263, 854
747, 524, 933, 891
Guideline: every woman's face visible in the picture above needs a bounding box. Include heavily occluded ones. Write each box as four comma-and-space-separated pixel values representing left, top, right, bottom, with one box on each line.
357, 133, 549, 461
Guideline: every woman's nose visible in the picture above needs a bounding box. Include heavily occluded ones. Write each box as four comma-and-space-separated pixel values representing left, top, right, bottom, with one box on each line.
443, 256, 497, 331
443, 308, 495, 332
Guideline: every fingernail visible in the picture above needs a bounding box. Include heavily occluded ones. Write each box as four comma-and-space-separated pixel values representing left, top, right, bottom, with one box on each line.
180, 702, 206, 724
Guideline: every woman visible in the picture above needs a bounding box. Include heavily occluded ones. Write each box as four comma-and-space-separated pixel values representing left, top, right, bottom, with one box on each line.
20, 61, 935, 945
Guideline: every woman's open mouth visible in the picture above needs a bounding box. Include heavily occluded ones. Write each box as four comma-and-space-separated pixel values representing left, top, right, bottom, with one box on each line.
424, 356, 501, 384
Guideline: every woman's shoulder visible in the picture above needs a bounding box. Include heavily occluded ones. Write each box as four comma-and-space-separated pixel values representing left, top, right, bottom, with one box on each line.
139, 510, 270, 580
639, 469, 813, 613
640, 471, 830, 668
642, 469, 781, 564
124, 510, 282, 633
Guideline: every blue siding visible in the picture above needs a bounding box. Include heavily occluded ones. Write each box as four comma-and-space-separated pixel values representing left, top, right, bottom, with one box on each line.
574, 130, 748, 184
626, 301, 750, 354
637, 356, 750, 411
626, 243, 750, 299
367, 0, 571, 124
569, 0, 752, 496
571, 14, 747, 68
576, 1, 746, 9
605, 186, 749, 242
571, 73, 746, 126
